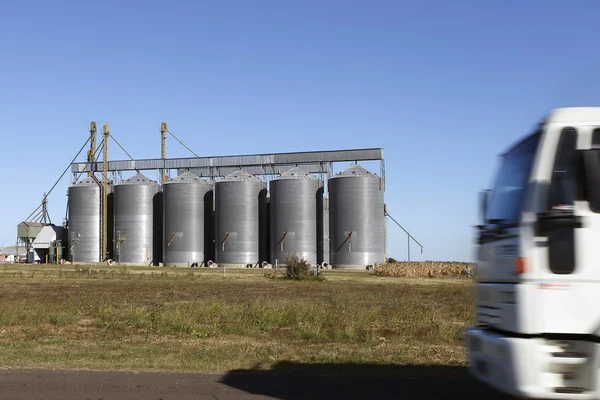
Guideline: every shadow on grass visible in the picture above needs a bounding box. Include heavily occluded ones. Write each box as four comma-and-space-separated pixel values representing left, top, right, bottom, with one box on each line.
221, 362, 512, 400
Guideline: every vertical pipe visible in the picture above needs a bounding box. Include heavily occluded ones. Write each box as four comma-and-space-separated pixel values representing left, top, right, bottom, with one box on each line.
90, 121, 98, 259
380, 157, 385, 191
71, 233, 76, 262
383, 204, 387, 263
88, 122, 97, 177
102, 124, 110, 262
407, 231, 410, 262
41, 193, 48, 224
161, 122, 167, 184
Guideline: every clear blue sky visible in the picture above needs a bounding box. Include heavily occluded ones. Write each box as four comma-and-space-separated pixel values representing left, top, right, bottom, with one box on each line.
1, 0, 599, 262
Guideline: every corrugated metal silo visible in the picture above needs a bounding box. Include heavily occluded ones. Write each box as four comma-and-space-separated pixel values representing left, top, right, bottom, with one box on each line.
113, 172, 161, 265
214, 169, 266, 266
67, 177, 101, 263
329, 164, 385, 269
162, 172, 211, 267
270, 167, 323, 265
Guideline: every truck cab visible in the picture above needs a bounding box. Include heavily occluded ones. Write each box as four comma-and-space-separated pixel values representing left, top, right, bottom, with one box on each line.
465, 107, 600, 399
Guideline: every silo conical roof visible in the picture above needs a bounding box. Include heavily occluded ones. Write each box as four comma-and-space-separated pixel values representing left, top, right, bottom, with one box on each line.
218, 169, 263, 184
331, 164, 379, 179
72, 176, 98, 187
165, 171, 211, 186
117, 172, 159, 186
274, 167, 320, 181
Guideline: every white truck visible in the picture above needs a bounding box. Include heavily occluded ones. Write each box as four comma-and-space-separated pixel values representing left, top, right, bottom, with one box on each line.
465, 107, 600, 399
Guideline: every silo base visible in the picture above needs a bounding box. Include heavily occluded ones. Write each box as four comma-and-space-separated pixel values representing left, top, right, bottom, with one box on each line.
272, 263, 320, 269
331, 264, 374, 271
112, 262, 158, 267
163, 262, 203, 268
216, 263, 260, 269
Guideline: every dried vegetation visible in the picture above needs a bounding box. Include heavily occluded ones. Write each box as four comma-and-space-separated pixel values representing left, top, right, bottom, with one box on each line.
374, 262, 475, 279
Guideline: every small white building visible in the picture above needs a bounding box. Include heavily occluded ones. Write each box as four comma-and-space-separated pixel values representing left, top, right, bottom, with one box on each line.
32, 225, 67, 263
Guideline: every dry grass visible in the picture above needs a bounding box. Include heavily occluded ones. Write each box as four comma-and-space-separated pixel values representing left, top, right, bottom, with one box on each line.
374, 262, 475, 279
0, 263, 475, 373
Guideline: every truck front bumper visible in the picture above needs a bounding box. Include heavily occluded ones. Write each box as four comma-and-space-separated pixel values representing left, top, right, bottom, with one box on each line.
465, 325, 597, 399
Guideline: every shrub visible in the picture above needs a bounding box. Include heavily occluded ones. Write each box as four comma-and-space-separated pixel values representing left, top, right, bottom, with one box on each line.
283, 254, 323, 281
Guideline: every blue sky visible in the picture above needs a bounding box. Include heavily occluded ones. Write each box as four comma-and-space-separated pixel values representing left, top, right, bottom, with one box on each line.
1, 0, 599, 261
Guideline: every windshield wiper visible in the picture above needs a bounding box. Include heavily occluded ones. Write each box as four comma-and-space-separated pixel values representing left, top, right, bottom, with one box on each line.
486, 218, 508, 226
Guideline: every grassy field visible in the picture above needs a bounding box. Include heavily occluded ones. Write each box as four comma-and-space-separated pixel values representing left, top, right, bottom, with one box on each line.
0, 263, 475, 374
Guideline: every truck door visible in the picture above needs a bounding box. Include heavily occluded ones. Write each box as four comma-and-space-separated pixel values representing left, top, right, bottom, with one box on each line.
532, 125, 600, 334
536, 126, 579, 277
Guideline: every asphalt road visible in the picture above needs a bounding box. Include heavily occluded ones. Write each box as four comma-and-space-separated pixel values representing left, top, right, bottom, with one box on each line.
0, 365, 513, 399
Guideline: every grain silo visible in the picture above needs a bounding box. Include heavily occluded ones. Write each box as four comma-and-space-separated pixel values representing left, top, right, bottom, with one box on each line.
67, 177, 101, 263
270, 167, 323, 266
329, 164, 385, 269
214, 169, 266, 267
162, 172, 211, 267
113, 172, 161, 265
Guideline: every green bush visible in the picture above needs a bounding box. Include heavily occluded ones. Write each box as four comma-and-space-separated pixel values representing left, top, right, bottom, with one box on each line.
283, 254, 323, 281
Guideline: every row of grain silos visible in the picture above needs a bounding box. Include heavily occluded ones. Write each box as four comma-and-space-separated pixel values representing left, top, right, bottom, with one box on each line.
66, 164, 385, 269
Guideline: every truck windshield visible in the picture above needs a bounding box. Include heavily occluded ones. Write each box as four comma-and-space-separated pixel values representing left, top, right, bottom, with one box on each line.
486, 132, 541, 226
